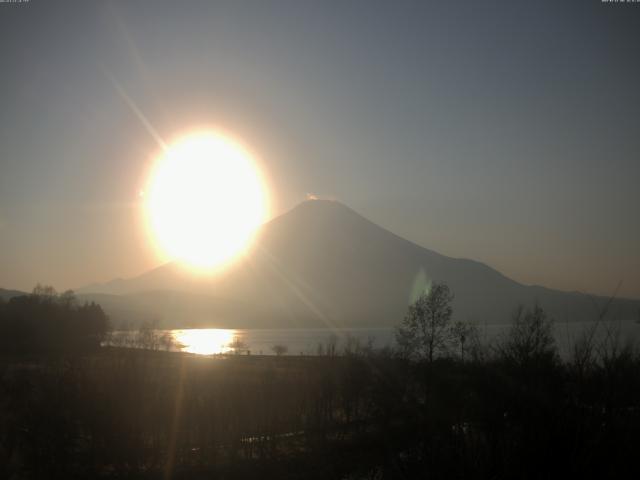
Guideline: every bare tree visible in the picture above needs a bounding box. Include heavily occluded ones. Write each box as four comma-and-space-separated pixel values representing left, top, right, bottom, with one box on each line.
396, 282, 454, 362
32, 283, 57, 301
228, 337, 248, 355
159, 332, 175, 352
449, 320, 477, 362
135, 320, 160, 350
496, 303, 558, 367
58, 289, 77, 308
316, 334, 339, 357
271, 344, 288, 356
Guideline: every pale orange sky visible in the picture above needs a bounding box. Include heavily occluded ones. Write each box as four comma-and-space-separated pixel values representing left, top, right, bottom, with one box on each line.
1, 1, 639, 299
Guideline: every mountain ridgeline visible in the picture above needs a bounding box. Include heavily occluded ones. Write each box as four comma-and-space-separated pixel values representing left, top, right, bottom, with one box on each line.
76, 200, 639, 329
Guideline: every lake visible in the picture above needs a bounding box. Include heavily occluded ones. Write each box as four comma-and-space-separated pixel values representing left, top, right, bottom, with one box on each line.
106, 319, 640, 358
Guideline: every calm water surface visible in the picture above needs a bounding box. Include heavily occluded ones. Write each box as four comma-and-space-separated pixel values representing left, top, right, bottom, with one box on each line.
108, 320, 640, 358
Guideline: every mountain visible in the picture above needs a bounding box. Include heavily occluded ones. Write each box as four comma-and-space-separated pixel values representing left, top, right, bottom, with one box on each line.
76, 290, 265, 329
78, 200, 640, 328
0, 288, 27, 301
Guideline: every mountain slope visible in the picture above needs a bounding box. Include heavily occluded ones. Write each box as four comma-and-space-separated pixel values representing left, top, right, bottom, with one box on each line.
0, 288, 27, 301
79, 200, 640, 328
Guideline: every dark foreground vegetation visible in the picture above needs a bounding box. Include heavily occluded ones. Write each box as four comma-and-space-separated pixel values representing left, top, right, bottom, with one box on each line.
0, 285, 108, 354
1, 286, 640, 479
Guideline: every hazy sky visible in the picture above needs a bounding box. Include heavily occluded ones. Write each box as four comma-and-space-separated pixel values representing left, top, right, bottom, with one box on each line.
1, 0, 639, 298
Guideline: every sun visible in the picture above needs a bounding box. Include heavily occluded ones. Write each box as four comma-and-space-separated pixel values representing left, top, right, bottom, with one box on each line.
145, 132, 269, 270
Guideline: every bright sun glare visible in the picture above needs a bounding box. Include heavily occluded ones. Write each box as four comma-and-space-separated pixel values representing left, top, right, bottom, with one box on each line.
145, 132, 268, 270
172, 329, 237, 355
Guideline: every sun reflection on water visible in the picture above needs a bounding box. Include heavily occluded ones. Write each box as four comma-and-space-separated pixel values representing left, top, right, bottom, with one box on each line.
172, 329, 237, 355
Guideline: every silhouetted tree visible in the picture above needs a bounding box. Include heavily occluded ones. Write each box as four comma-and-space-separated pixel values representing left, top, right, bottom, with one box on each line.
228, 337, 248, 355
497, 303, 558, 368
135, 320, 160, 350
159, 332, 175, 351
450, 320, 477, 361
32, 283, 57, 298
343, 334, 375, 357
326, 333, 339, 357
316, 334, 339, 357
272, 344, 288, 356
0, 285, 109, 353
396, 282, 454, 362
58, 289, 77, 308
